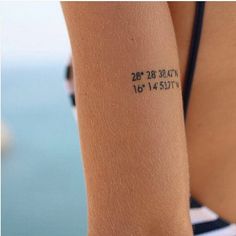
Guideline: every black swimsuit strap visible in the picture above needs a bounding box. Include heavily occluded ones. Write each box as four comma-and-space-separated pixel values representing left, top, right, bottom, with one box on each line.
183, 2, 205, 119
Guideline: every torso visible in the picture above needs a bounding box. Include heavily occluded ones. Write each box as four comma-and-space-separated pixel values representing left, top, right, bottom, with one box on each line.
169, 2, 236, 223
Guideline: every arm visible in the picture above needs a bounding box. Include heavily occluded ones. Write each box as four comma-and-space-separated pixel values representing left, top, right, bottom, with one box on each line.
62, 2, 192, 235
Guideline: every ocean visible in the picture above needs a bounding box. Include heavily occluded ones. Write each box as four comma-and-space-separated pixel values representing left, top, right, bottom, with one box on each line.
2, 61, 87, 236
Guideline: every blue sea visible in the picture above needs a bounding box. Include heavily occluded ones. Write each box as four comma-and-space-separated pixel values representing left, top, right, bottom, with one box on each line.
2, 61, 87, 236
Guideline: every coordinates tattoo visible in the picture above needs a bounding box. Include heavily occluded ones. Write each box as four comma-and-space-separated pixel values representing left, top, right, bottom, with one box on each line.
131, 69, 179, 94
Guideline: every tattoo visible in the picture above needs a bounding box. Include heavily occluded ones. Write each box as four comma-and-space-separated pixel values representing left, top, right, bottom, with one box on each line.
131, 69, 180, 94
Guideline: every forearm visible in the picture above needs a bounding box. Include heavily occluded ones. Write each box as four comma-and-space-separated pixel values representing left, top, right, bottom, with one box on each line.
62, 2, 192, 235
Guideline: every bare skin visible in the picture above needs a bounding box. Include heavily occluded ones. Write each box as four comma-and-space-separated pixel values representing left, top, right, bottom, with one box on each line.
169, 2, 236, 223
62, 2, 192, 235
62, 1, 236, 234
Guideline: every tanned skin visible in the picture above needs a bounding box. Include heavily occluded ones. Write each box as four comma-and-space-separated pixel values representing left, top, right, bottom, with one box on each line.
62, 2, 192, 235
169, 2, 236, 223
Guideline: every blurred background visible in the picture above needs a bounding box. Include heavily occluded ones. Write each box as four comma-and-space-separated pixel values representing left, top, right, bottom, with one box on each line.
1, 2, 87, 236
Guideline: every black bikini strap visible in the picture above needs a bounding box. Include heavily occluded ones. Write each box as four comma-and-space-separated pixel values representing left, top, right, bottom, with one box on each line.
183, 2, 205, 119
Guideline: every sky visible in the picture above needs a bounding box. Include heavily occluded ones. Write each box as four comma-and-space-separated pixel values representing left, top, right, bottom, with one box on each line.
1, 1, 71, 65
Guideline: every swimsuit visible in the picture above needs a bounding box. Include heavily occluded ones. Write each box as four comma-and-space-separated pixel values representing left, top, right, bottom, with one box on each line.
190, 198, 236, 235
64, 2, 235, 234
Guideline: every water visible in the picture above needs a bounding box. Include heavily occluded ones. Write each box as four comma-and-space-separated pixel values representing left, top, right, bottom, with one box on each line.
1, 61, 87, 236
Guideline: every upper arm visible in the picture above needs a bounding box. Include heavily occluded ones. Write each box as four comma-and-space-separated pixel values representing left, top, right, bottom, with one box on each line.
61, 3, 191, 235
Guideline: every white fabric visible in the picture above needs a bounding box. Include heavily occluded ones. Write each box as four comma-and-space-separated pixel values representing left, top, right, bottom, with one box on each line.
190, 206, 218, 224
